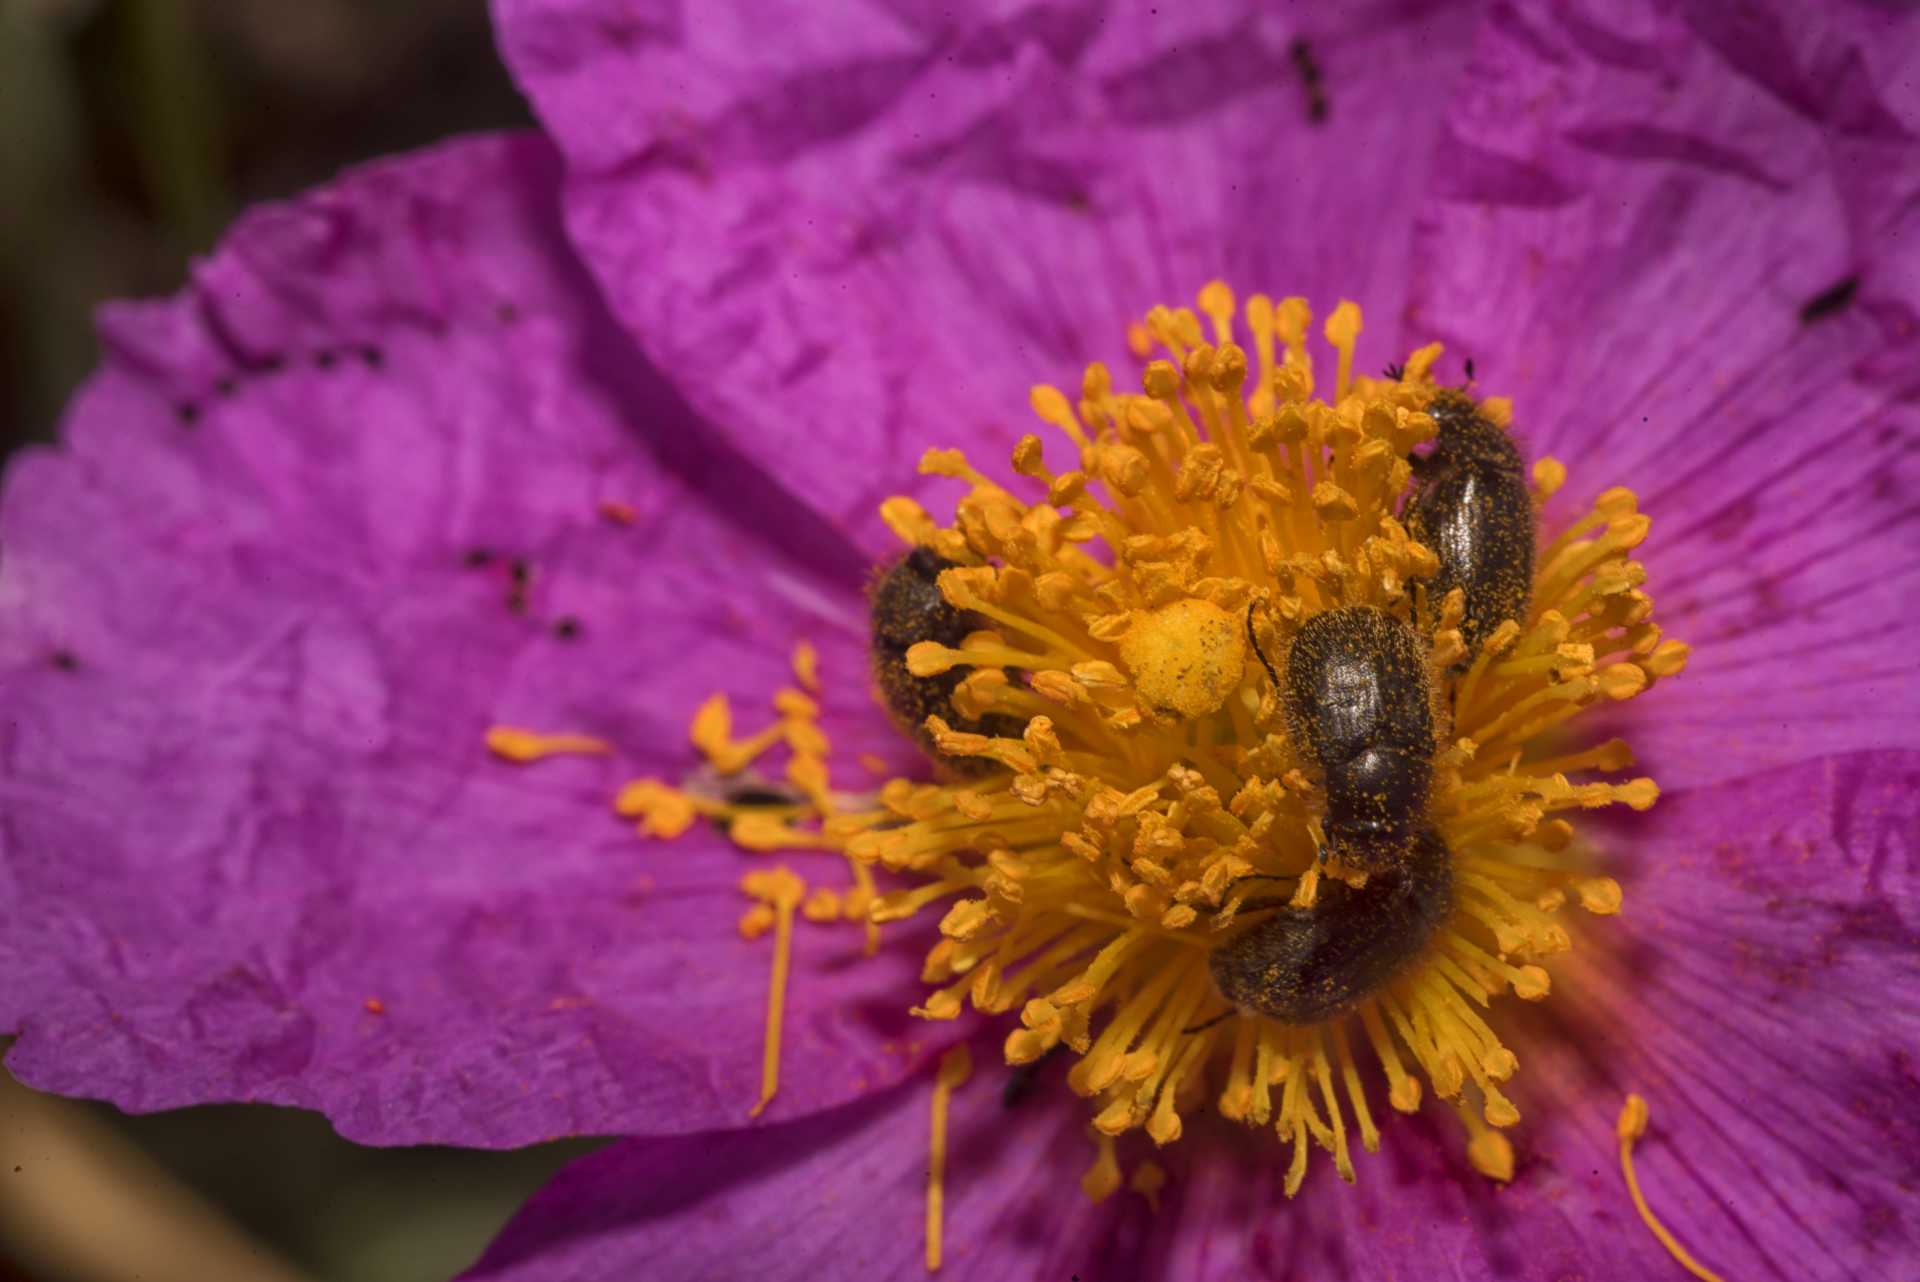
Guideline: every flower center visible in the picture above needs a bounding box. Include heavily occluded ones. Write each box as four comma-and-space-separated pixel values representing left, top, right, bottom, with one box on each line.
493, 282, 1691, 1217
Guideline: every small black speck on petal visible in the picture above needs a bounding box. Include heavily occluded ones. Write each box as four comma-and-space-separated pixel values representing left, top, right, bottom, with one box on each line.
50, 649, 78, 671
507, 559, 532, 613
553, 616, 581, 640
359, 344, 385, 368
496, 301, 521, 324
464, 547, 495, 568
174, 402, 200, 425
313, 349, 337, 369
1799, 274, 1860, 325
214, 378, 237, 397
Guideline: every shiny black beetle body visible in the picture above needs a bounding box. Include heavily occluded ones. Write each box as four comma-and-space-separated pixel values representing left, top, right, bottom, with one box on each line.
1283, 605, 1435, 873
870, 547, 1020, 770
1207, 828, 1453, 1023
1405, 390, 1535, 655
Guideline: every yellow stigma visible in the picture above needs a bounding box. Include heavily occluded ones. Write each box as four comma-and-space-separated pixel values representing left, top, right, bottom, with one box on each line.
503, 282, 1689, 1205
1119, 598, 1247, 718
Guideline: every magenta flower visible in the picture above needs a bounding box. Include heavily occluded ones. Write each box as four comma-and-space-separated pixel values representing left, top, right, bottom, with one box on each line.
4, 2, 1916, 1280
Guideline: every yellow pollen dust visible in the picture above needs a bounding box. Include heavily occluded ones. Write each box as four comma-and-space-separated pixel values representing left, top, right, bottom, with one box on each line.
491, 282, 1690, 1214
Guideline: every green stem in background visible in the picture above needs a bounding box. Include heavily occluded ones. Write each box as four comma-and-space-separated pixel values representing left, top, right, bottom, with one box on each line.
123, 0, 228, 254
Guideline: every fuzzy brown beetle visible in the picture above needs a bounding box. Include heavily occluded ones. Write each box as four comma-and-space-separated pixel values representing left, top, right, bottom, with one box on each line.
1207, 828, 1452, 1024
869, 547, 1021, 771
1405, 390, 1535, 656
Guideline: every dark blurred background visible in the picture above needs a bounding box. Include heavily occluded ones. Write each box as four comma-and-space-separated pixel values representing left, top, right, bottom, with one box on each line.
2, 0, 535, 457
1, 3, 608, 1280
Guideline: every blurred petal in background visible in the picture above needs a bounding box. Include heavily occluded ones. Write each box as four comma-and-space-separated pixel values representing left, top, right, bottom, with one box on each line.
0, 5, 605, 1279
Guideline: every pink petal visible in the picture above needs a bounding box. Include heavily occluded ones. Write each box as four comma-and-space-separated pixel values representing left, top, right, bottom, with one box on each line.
1407, 0, 1920, 790
0, 133, 931, 1146
461, 749, 1920, 1279
496, 0, 1485, 554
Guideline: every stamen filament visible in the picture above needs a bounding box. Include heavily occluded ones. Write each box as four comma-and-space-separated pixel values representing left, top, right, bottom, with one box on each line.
745, 867, 805, 1118
1617, 1094, 1728, 1282
926, 1045, 973, 1272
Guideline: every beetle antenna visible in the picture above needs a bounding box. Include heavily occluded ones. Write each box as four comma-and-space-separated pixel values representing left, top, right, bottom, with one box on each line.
1247, 601, 1281, 687
1182, 1005, 1236, 1036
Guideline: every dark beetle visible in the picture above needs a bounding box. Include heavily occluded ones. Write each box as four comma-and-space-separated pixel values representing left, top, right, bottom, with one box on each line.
1208, 828, 1453, 1024
1281, 605, 1435, 874
1000, 1044, 1063, 1109
870, 546, 1022, 771
1405, 390, 1535, 655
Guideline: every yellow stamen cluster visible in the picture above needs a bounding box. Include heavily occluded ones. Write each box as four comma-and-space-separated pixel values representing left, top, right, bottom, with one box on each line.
811, 286, 1681, 1189
494, 283, 1688, 1198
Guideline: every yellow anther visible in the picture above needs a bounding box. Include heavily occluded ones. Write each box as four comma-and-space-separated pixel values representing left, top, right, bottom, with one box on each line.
773, 687, 819, 720
689, 693, 732, 756
1197, 280, 1236, 343
1511, 966, 1551, 1000
484, 727, 612, 762
1212, 343, 1250, 397
1130, 1158, 1168, 1212
1273, 296, 1311, 362
906, 641, 958, 677
1617, 777, 1660, 810
801, 887, 843, 922
1029, 384, 1086, 446
1573, 877, 1623, 915
1310, 480, 1360, 521
1596, 486, 1639, 517
1323, 299, 1362, 401
791, 640, 820, 692
1468, 1128, 1514, 1182
1598, 662, 1649, 700
1399, 342, 1443, 383
1141, 360, 1180, 402
1643, 638, 1692, 678
1531, 457, 1567, 502
1079, 1130, 1123, 1203
1070, 660, 1128, 688
737, 903, 776, 940
881, 496, 938, 546
612, 779, 699, 839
